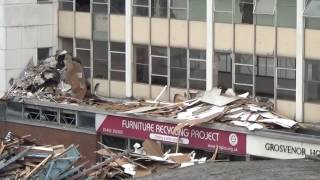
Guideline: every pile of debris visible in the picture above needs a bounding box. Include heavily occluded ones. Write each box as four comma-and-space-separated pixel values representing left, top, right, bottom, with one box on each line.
0, 132, 82, 179
0, 132, 211, 179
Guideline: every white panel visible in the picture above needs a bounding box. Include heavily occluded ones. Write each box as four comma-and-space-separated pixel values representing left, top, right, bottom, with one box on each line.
5, 27, 22, 49
37, 25, 53, 47
189, 21, 206, 49
256, 25, 275, 55
0, 27, 5, 49
151, 18, 169, 46
214, 23, 233, 51
305, 103, 320, 123
0, 5, 4, 26
276, 99, 295, 119
0, 0, 35, 4
0, 50, 5, 68
75, 12, 91, 39
22, 26, 37, 48
305, 29, 320, 60
277, 27, 296, 57
133, 83, 150, 98
37, 4, 54, 25
93, 78, 109, 96
235, 24, 254, 53
110, 81, 126, 98
58, 11, 74, 38
110, 15, 125, 42
0, 70, 6, 94
133, 17, 150, 45
170, 19, 188, 48
3, 5, 24, 26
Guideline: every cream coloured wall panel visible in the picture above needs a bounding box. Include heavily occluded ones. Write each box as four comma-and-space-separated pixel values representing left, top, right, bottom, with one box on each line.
235, 24, 253, 53
170, 19, 188, 48
133, 17, 150, 45
93, 79, 109, 97
110, 15, 125, 42
305, 103, 320, 123
75, 12, 91, 39
151, 85, 169, 102
214, 23, 233, 51
256, 26, 275, 55
110, 81, 126, 98
170, 87, 186, 102
151, 18, 169, 46
276, 99, 295, 119
189, 21, 206, 49
133, 83, 150, 98
277, 27, 296, 57
305, 29, 320, 60
58, 11, 73, 38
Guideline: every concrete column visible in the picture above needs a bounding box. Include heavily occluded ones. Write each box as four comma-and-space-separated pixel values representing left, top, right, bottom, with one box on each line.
206, 0, 215, 91
296, 0, 304, 122
125, 0, 133, 98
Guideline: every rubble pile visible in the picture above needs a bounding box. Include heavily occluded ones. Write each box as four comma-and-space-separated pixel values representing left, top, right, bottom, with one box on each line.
0, 133, 209, 179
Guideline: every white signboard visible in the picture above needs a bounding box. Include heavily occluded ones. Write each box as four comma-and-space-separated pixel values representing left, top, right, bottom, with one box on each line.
247, 135, 320, 159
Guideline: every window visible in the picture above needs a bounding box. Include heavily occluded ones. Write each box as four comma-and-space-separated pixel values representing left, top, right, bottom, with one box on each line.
110, 42, 125, 81
189, 49, 206, 90
75, 39, 91, 79
235, 0, 253, 24
234, 53, 254, 94
214, 0, 233, 23
170, 48, 187, 88
60, 110, 76, 126
305, 60, 320, 102
170, 0, 187, 20
254, 0, 275, 26
93, 41, 108, 79
133, 0, 149, 16
110, 0, 125, 14
59, 0, 73, 11
78, 112, 95, 128
189, 0, 206, 21
277, 57, 296, 100
38, 0, 52, 4
151, 46, 168, 86
93, 2, 109, 41
151, 0, 168, 18
60, 38, 73, 54
134, 45, 149, 84
76, 0, 90, 12
24, 107, 41, 121
277, 0, 296, 28
103, 135, 128, 149
42, 108, 58, 123
256, 56, 274, 97
38, 48, 51, 63
304, 0, 320, 29
217, 52, 232, 89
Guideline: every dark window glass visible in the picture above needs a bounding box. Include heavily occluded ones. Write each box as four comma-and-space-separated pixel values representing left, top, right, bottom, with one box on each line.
110, 0, 125, 14
133, 0, 149, 16
235, 84, 253, 95
76, 39, 90, 49
152, 57, 167, 75
93, 4, 108, 41
217, 52, 232, 89
60, 38, 73, 54
38, 48, 50, 62
235, 0, 253, 24
170, 48, 187, 88
59, 0, 73, 11
134, 45, 149, 83
256, 56, 274, 97
151, 46, 167, 56
305, 60, 320, 102
152, 76, 167, 86
76, 50, 90, 67
189, 80, 206, 90
189, 49, 206, 59
93, 41, 108, 79
235, 53, 253, 64
151, 0, 168, 18
76, 0, 90, 12
110, 53, 125, 70
170, 0, 187, 20
60, 110, 76, 126
277, 0, 296, 28
190, 61, 206, 79
189, 0, 206, 21
102, 135, 128, 149
78, 112, 95, 128
110, 42, 125, 52
235, 65, 253, 84
111, 71, 125, 81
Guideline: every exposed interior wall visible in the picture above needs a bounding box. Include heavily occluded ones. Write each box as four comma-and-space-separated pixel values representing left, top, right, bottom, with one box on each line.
170, 87, 187, 102
276, 99, 296, 119
277, 27, 296, 57
151, 18, 169, 46
58, 11, 74, 38
256, 26, 275, 55
110, 15, 125, 42
93, 78, 109, 97
305, 29, 320, 60
214, 23, 233, 51
133, 83, 150, 99
170, 19, 188, 48
189, 21, 206, 49
0, 121, 97, 165
75, 12, 91, 39
235, 24, 254, 53
133, 17, 150, 45
304, 103, 320, 123
110, 81, 126, 98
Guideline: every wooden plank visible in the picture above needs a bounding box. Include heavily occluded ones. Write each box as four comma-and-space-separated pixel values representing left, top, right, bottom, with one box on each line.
23, 154, 53, 180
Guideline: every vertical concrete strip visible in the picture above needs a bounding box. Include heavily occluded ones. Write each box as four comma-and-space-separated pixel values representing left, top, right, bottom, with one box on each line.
206, 0, 214, 90
296, 0, 304, 122
125, 0, 133, 98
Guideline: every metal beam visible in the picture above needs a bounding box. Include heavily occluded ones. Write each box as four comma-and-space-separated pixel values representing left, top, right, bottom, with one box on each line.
206, 0, 215, 90
296, 0, 305, 122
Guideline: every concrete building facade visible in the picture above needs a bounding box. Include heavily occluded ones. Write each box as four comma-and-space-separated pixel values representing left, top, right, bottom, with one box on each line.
0, 0, 58, 96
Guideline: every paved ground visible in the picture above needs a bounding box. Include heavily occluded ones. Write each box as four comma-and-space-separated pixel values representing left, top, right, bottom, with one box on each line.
138, 159, 320, 180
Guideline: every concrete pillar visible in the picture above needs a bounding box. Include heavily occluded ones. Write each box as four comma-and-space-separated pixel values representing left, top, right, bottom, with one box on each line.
296, 0, 304, 122
206, 0, 215, 91
125, 0, 133, 98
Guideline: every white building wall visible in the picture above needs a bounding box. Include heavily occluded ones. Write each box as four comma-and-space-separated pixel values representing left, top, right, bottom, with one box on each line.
0, 0, 58, 96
